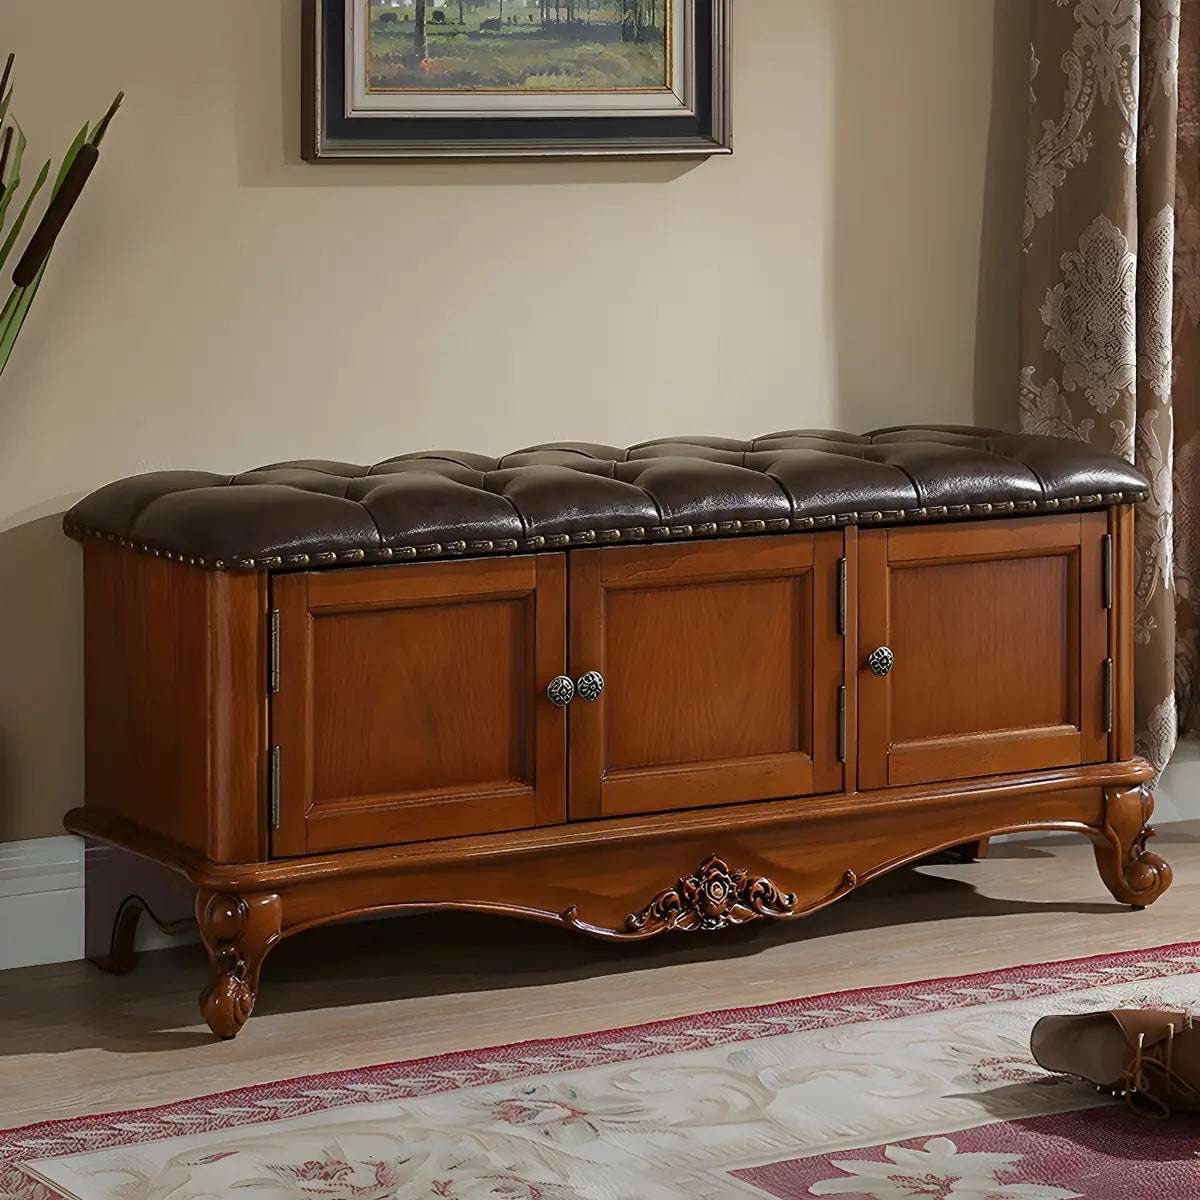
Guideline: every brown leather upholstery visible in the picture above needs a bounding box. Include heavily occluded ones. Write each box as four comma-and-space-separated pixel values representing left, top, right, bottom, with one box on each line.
63, 425, 1150, 571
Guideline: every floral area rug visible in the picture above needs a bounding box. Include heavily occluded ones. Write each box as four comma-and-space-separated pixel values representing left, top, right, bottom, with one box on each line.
4, 944, 1200, 1199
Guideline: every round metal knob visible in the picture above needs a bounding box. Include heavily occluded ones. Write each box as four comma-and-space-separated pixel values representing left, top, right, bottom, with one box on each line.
576, 670, 605, 703
546, 676, 576, 707
866, 647, 895, 677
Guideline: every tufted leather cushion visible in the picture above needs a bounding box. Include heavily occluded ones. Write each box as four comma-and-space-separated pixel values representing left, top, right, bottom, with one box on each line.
63, 426, 1150, 571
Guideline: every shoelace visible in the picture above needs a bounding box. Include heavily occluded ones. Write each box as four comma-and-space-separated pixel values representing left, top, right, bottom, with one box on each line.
1120, 1024, 1200, 1119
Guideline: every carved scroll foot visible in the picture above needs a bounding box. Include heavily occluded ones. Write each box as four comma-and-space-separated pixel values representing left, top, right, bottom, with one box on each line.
196, 890, 283, 1039
1093, 786, 1173, 910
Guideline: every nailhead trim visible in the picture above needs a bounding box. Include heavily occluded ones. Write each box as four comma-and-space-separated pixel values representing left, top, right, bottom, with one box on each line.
62, 488, 1151, 572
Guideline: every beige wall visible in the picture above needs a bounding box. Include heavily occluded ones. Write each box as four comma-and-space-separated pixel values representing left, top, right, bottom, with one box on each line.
0, 0, 1029, 841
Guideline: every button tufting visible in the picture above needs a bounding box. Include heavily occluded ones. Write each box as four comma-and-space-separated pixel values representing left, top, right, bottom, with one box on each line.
62, 426, 1151, 572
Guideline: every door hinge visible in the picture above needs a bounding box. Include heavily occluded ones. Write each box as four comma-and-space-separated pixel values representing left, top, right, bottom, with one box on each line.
268, 609, 280, 694
838, 557, 848, 636
1103, 534, 1114, 611
837, 685, 847, 764
1104, 658, 1115, 735
269, 745, 281, 830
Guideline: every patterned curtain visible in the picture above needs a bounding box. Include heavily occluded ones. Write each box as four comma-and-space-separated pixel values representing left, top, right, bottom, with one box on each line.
1020, 0, 1200, 777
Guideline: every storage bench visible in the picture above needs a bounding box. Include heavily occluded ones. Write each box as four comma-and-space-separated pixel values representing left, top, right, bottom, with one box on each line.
63, 424, 1167, 1038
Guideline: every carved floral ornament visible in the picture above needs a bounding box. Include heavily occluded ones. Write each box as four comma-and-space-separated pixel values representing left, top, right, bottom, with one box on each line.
624, 855, 857, 936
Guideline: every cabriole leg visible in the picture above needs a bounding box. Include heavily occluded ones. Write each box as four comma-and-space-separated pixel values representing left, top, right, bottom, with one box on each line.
1092, 786, 1173, 909
948, 839, 990, 863
90, 895, 149, 975
85, 843, 196, 973
196, 890, 283, 1039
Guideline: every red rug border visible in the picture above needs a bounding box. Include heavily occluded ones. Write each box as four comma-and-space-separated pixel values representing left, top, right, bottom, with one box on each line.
4, 939, 1198, 1164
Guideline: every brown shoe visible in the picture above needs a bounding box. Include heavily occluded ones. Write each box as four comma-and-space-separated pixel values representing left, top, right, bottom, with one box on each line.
1031, 1009, 1200, 1118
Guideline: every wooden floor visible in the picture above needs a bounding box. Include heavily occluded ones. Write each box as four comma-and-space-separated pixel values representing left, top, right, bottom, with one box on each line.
2, 826, 1198, 1130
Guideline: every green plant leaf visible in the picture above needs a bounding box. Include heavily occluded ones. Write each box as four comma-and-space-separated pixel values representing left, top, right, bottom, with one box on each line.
0, 156, 49, 272
0, 53, 14, 173
0, 261, 47, 377
0, 75, 123, 383
0, 280, 20, 329
0, 121, 92, 282
52, 122, 89, 198
89, 93, 123, 148
0, 119, 27, 230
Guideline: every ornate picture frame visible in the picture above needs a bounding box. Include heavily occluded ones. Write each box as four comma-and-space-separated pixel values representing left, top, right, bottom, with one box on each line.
302, 0, 732, 161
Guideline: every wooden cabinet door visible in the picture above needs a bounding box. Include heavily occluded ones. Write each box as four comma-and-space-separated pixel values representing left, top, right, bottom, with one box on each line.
857, 515, 1110, 790
568, 535, 844, 820
270, 556, 567, 856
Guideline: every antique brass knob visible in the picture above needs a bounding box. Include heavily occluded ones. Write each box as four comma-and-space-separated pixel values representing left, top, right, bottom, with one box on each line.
867, 647, 895, 677
576, 670, 605, 702
546, 676, 576, 707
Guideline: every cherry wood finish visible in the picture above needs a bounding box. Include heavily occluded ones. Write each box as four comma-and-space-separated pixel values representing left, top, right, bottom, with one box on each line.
1111, 504, 1137, 763
841, 526, 860, 797
857, 515, 1110, 790
69, 760, 1166, 1038
568, 536, 843, 820
272, 556, 567, 856
82, 541, 266, 864
197, 890, 283, 1040
70, 512, 1168, 1039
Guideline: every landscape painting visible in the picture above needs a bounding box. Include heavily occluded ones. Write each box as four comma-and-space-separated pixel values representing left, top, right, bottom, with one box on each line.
366, 0, 673, 94
304, 0, 729, 160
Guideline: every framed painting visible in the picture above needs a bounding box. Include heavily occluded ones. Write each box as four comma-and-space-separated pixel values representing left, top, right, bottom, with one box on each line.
302, 0, 732, 160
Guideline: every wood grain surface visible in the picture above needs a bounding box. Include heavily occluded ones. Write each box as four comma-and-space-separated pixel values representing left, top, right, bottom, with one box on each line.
4, 826, 1196, 1128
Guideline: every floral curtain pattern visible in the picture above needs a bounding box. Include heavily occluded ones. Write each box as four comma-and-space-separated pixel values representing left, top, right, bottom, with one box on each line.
1020, 0, 1200, 776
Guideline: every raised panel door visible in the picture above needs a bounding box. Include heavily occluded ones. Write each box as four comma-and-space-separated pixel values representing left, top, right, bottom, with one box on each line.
271, 556, 567, 856
569, 535, 845, 819
857, 515, 1110, 789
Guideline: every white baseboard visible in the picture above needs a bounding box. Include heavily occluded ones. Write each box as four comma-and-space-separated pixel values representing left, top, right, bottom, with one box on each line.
5, 746, 1200, 972
1151, 736, 1200, 824
0, 836, 84, 970
0, 835, 194, 972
